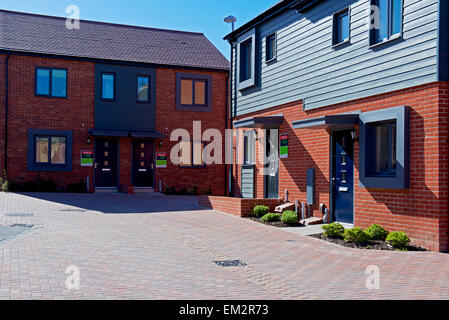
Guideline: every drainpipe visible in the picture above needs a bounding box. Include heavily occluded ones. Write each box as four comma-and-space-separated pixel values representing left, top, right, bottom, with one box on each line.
225, 73, 229, 196
228, 41, 235, 196
4, 52, 10, 176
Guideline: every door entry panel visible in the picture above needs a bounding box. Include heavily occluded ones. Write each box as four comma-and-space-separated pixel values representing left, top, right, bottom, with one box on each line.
95, 139, 118, 187
133, 141, 154, 187
332, 131, 354, 224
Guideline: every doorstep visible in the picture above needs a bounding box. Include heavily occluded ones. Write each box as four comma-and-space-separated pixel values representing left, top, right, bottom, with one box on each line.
94, 187, 119, 193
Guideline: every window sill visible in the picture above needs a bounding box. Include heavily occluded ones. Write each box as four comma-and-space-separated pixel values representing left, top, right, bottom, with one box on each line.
332, 39, 350, 49
265, 57, 277, 64
369, 34, 402, 49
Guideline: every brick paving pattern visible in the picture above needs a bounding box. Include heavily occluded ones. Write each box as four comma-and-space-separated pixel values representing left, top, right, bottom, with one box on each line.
0, 192, 448, 300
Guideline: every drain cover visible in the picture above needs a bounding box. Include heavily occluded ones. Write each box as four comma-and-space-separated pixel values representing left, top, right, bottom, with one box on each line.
10, 224, 34, 228
60, 209, 88, 212
5, 213, 34, 217
214, 260, 247, 267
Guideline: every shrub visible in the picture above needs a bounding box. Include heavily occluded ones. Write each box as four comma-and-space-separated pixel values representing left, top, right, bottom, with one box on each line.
365, 224, 389, 241
322, 223, 345, 239
386, 232, 410, 249
281, 210, 298, 224
343, 227, 369, 244
253, 205, 270, 218
0, 176, 8, 192
261, 213, 281, 223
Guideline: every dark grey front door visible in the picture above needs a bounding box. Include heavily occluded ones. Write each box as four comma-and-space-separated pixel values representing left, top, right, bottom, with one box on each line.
265, 129, 279, 199
95, 139, 118, 187
332, 131, 354, 224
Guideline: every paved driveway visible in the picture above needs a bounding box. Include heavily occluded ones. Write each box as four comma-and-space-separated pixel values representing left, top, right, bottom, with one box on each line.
0, 192, 448, 300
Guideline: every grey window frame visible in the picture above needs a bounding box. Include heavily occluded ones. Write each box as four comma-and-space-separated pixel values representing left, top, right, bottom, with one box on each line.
35, 67, 67, 98
369, 0, 404, 47
136, 75, 151, 103
332, 7, 351, 47
359, 106, 409, 189
265, 32, 277, 63
27, 129, 73, 172
237, 29, 256, 91
101, 72, 116, 101
175, 73, 212, 112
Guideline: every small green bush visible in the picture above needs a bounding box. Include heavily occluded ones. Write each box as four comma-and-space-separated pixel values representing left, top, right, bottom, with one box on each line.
261, 213, 281, 223
386, 231, 410, 249
253, 205, 270, 218
343, 227, 369, 244
322, 223, 345, 239
365, 224, 389, 241
281, 210, 298, 224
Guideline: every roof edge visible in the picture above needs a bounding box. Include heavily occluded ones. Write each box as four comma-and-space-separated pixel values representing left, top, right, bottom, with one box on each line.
0, 9, 205, 36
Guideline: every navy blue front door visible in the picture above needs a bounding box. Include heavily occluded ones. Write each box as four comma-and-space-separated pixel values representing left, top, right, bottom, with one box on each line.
332, 131, 354, 224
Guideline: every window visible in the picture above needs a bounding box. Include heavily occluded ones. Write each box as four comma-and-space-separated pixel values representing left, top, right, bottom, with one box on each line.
370, 0, 402, 45
266, 33, 277, 62
371, 121, 397, 176
35, 67, 67, 98
180, 79, 206, 106
176, 73, 212, 112
237, 30, 256, 90
28, 129, 73, 172
35, 136, 66, 165
137, 76, 150, 102
102, 73, 115, 100
240, 38, 252, 82
333, 9, 350, 46
359, 106, 409, 189
179, 141, 206, 167
243, 131, 256, 165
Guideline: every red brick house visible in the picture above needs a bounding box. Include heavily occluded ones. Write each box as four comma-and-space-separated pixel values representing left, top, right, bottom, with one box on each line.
0, 10, 229, 195
204, 0, 449, 252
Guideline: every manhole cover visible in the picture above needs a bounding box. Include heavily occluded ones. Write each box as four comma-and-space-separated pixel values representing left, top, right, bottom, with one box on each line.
214, 260, 247, 267
10, 224, 34, 228
5, 213, 34, 217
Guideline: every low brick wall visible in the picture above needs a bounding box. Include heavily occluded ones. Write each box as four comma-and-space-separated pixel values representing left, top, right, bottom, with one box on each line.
198, 196, 284, 217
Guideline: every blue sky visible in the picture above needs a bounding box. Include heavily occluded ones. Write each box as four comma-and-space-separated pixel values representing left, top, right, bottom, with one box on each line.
0, 0, 277, 59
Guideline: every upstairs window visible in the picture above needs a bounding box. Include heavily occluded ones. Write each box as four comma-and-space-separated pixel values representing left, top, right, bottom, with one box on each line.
370, 0, 403, 45
102, 73, 115, 100
333, 8, 350, 46
176, 73, 212, 112
35, 67, 67, 98
265, 33, 277, 62
179, 141, 206, 167
240, 38, 252, 82
237, 30, 256, 90
137, 76, 150, 103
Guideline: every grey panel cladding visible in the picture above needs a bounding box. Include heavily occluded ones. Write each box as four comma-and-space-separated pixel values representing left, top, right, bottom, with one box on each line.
439, 0, 449, 81
95, 63, 156, 132
231, 0, 439, 116
306, 168, 315, 205
241, 165, 255, 198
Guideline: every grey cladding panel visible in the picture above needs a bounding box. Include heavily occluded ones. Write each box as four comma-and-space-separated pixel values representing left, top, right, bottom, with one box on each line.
231, 0, 439, 116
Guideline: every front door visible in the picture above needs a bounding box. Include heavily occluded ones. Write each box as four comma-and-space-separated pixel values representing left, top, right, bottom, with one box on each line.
132, 141, 154, 187
95, 139, 118, 187
332, 131, 354, 224
265, 129, 279, 199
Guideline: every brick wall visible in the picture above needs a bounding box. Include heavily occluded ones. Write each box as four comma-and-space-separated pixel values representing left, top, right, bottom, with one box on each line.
232, 82, 449, 252
154, 68, 228, 196
198, 195, 283, 217
1, 54, 95, 189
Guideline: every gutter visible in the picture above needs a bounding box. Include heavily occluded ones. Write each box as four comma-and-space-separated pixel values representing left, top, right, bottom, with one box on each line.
4, 52, 9, 175
225, 72, 229, 196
